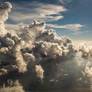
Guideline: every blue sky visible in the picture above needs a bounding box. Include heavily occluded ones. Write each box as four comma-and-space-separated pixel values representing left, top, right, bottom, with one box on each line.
1, 0, 92, 40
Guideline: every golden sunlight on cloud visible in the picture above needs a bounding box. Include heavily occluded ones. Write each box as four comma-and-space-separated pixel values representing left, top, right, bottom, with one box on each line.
73, 40, 92, 46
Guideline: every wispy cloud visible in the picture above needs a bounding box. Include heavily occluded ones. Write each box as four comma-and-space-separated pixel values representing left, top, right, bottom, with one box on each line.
47, 24, 84, 31
9, 1, 67, 23
59, 0, 72, 4
8, 1, 86, 35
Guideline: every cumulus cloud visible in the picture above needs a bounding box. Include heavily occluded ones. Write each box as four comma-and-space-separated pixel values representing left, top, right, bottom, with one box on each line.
9, 1, 67, 23
0, 2, 92, 92
47, 23, 84, 31
0, 2, 12, 36
5, 24, 22, 31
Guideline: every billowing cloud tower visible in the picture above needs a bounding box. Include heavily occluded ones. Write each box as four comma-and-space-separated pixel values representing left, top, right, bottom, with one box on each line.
0, 2, 92, 92
0, 2, 12, 36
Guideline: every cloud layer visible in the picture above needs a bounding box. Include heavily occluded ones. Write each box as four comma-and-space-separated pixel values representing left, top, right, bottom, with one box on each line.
0, 2, 92, 92
0, 2, 12, 36
59, 0, 72, 4
9, 1, 67, 23
47, 23, 84, 31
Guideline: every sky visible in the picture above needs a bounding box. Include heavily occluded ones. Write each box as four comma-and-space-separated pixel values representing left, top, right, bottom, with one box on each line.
1, 0, 92, 40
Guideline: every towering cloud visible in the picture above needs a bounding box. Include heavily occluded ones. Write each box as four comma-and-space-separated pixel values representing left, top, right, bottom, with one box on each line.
0, 2, 92, 92
0, 2, 12, 36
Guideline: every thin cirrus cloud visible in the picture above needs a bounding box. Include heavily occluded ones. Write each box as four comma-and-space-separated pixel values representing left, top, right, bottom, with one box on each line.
47, 24, 84, 31
59, 0, 72, 4
9, 1, 67, 23
5, 23, 84, 33
8, 1, 85, 33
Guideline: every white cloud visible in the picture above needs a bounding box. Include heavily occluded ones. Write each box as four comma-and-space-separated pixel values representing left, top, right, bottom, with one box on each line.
0, 2, 12, 36
9, 2, 67, 23
47, 24, 84, 31
59, 0, 72, 4
5, 24, 20, 30
1, 2, 92, 90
